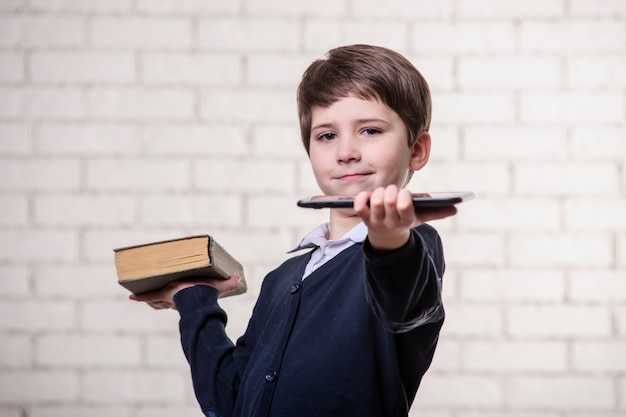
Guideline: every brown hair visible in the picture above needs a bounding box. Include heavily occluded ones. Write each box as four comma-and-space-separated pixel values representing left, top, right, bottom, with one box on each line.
296, 44, 432, 153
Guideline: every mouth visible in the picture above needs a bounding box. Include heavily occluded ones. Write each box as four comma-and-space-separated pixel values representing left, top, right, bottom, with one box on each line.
336, 172, 372, 181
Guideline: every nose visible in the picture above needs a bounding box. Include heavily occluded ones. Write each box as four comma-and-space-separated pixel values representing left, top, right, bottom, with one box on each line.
336, 135, 361, 163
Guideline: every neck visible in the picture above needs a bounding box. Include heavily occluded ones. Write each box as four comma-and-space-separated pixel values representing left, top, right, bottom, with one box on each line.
328, 209, 362, 240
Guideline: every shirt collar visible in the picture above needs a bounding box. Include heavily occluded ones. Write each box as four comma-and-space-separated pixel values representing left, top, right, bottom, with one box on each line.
288, 221, 368, 253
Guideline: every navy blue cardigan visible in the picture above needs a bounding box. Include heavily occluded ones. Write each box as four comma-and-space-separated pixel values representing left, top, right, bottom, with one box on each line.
174, 224, 445, 417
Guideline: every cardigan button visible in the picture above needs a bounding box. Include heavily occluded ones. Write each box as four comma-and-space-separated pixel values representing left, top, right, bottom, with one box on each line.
290, 282, 301, 294
265, 369, 278, 383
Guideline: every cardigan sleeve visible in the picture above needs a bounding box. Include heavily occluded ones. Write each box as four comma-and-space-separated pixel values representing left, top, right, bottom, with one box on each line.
363, 224, 445, 333
174, 285, 254, 417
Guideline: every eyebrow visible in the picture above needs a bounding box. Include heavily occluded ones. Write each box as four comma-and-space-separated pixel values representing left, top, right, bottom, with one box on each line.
311, 118, 390, 131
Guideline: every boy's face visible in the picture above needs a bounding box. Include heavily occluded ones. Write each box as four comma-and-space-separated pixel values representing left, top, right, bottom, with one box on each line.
308, 96, 428, 197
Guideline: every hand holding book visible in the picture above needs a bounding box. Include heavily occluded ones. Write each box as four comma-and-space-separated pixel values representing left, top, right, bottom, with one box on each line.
129, 275, 242, 310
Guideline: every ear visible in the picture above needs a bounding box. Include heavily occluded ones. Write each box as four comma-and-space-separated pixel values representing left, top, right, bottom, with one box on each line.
409, 131, 431, 172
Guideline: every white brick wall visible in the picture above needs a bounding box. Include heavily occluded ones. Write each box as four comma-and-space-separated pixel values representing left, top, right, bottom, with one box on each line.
0, 1, 624, 416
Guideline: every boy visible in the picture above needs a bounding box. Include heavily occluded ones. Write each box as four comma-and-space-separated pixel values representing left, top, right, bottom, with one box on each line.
131, 44, 457, 416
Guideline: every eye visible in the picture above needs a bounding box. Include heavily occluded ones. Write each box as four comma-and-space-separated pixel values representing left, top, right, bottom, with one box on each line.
317, 132, 337, 141
362, 128, 381, 136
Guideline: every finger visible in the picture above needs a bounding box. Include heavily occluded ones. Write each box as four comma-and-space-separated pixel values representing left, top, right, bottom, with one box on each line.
396, 188, 415, 219
383, 185, 400, 220
369, 187, 386, 221
353, 191, 371, 215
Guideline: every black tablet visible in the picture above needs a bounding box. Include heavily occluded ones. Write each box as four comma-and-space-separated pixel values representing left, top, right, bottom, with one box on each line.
297, 192, 474, 209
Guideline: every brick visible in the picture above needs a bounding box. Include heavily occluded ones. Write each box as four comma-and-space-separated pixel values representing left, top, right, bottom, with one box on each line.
439, 232, 506, 267
251, 125, 305, 158
30, 406, 133, 417
0, 51, 23, 82
22, 16, 86, 47
143, 124, 249, 156
510, 234, 612, 268
135, 407, 204, 417
0, 371, 78, 402
573, 341, 626, 372
248, 195, 327, 229
427, 339, 461, 372
82, 370, 186, 403
618, 307, 626, 336
36, 123, 141, 155
200, 88, 294, 123
36, 264, 126, 298
0, 159, 79, 191
206, 229, 294, 265
27, 0, 132, 12
0, 195, 28, 226
520, 20, 625, 53
351, 0, 452, 18
514, 162, 619, 196
570, 0, 626, 16
302, 19, 343, 53
405, 56, 454, 92
457, 0, 565, 17
565, 198, 626, 231
458, 57, 561, 89
427, 127, 460, 161
441, 304, 503, 337
297, 159, 326, 195
245, 54, 313, 87
0, 123, 31, 154
415, 162, 510, 195
520, 92, 624, 124
36, 335, 140, 366
570, 127, 626, 160
30, 52, 134, 84
619, 234, 626, 268
410, 22, 516, 54
508, 376, 614, 409
23, 87, 86, 120
145, 336, 188, 368
0, 335, 31, 368
0, 16, 20, 47
466, 127, 568, 160
0, 87, 21, 118
507, 305, 611, 338
0, 265, 30, 296
567, 56, 626, 88
197, 18, 299, 52
34, 195, 136, 226
87, 88, 194, 121
87, 159, 189, 191
91, 17, 191, 49
458, 198, 561, 232
141, 53, 241, 86
412, 375, 502, 407
460, 269, 564, 302
195, 159, 295, 192
343, 20, 408, 52
569, 270, 626, 302
435, 92, 515, 124
83, 229, 182, 263
245, 0, 347, 16
135, 0, 239, 14
0, 230, 78, 262
0, 300, 75, 331
463, 341, 567, 372
0, 0, 21, 11
82, 300, 180, 333
139, 194, 243, 227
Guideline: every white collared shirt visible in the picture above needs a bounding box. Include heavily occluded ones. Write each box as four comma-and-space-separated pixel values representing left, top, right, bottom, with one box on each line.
289, 222, 368, 280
